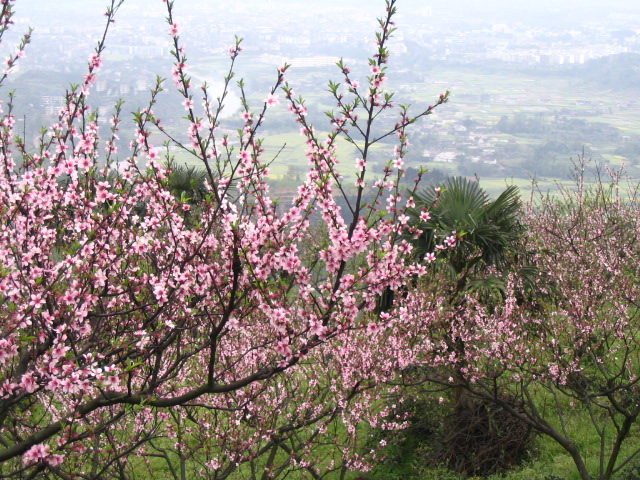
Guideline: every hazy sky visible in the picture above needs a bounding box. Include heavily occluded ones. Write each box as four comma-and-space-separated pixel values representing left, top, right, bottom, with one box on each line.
10, 0, 640, 28
5, 0, 640, 69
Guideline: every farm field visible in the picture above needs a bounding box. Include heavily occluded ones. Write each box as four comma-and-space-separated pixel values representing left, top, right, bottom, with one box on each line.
181, 58, 640, 197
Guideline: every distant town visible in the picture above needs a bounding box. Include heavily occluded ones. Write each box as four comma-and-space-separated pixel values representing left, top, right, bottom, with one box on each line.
4, 0, 640, 189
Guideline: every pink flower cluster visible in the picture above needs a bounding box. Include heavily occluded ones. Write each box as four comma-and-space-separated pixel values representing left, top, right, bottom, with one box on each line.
22, 444, 64, 467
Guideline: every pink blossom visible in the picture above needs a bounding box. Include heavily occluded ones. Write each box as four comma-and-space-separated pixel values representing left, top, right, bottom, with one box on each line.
89, 53, 103, 70
84, 72, 96, 86
168, 22, 180, 36
23, 444, 50, 465
444, 235, 456, 248
238, 150, 252, 167
153, 283, 168, 305
48, 454, 65, 467
264, 93, 280, 107
20, 373, 38, 393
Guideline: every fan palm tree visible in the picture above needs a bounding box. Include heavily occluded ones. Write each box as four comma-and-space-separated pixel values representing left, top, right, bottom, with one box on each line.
168, 163, 209, 205
407, 176, 525, 298
400, 178, 544, 472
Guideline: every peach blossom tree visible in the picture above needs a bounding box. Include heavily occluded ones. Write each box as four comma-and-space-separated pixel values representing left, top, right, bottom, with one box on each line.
0, 0, 449, 477
405, 161, 640, 480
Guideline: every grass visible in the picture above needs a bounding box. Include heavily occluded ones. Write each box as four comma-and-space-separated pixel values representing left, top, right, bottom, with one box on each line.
486, 413, 640, 480
357, 401, 640, 480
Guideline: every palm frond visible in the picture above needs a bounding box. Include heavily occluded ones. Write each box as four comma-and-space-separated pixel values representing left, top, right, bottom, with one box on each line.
408, 177, 523, 272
